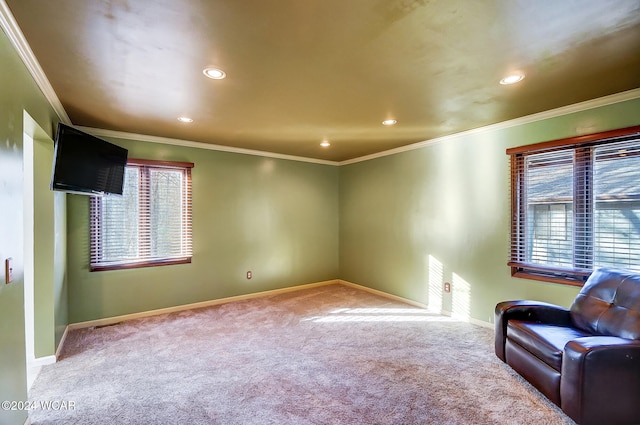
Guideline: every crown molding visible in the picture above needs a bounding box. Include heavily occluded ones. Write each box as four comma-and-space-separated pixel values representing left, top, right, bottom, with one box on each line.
0, 0, 70, 124
339, 88, 640, 166
81, 88, 640, 167
69, 86, 640, 168
3, 0, 638, 167
79, 127, 341, 166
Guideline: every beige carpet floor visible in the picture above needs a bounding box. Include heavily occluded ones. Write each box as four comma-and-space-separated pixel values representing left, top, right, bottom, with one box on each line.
29, 283, 574, 424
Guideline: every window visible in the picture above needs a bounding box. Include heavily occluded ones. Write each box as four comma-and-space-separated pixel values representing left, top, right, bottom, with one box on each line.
508, 126, 640, 285
90, 159, 194, 271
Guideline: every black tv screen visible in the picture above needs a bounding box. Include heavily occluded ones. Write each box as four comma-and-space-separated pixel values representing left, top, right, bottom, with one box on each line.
50, 123, 128, 196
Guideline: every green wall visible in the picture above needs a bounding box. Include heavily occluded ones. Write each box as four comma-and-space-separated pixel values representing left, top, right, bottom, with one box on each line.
66, 140, 340, 323
0, 26, 61, 425
66, 96, 640, 327
31, 134, 67, 357
340, 97, 640, 324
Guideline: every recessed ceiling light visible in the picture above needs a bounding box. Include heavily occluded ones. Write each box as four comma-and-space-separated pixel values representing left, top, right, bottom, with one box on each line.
177, 116, 193, 123
382, 119, 397, 126
203, 67, 226, 80
499, 73, 525, 85
320, 140, 331, 147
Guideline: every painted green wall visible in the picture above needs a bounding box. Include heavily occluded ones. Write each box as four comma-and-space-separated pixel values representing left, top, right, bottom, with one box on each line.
32, 136, 55, 357
0, 27, 61, 425
32, 134, 67, 357
67, 140, 340, 323
66, 99, 640, 326
53, 188, 67, 348
340, 97, 640, 324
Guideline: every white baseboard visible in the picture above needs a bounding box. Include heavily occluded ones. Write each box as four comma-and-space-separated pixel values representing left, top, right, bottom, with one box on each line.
26, 355, 56, 394
338, 280, 493, 329
30, 355, 56, 367
338, 280, 430, 309
55, 278, 494, 370
26, 332, 67, 393
65, 278, 493, 336
68, 279, 340, 330
440, 309, 494, 329
55, 326, 70, 360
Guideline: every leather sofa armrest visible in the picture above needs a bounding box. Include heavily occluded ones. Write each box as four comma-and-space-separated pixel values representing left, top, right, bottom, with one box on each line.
561, 336, 640, 425
494, 300, 571, 361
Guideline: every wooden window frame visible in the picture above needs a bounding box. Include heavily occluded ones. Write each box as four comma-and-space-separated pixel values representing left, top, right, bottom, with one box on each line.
508, 125, 640, 286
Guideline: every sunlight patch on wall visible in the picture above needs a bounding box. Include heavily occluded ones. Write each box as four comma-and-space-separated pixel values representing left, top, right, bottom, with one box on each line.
427, 254, 443, 312
452, 272, 471, 320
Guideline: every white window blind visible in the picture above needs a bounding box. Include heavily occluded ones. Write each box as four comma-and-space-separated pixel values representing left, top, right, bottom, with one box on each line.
593, 140, 640, 270
524, 150, 574, 269
90, 159, 193, 271
508, 126, 640, 284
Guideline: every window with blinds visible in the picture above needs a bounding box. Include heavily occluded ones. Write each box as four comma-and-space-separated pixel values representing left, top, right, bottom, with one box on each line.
90, 159, 193, 271
508, 126, 640, 285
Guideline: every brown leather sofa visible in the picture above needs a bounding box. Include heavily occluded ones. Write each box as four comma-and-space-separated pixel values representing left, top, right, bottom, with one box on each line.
495, 268, 640, 425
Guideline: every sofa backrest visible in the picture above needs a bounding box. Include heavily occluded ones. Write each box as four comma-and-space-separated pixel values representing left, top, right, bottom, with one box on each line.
570, 268, 640, 340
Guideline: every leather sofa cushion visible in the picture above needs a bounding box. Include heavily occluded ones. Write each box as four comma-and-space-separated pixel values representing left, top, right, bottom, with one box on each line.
507, 321, 590, 371
505, 339, 561, 406
570, 267, 640, 340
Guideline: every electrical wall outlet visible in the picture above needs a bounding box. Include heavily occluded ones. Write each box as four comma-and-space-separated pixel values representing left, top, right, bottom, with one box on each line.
444, 282, 451, 293
5, 258, 13, 284
246, 271, 252, 280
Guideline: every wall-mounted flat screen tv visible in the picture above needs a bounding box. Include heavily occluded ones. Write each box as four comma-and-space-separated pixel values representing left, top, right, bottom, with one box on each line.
50, 123, 128, 196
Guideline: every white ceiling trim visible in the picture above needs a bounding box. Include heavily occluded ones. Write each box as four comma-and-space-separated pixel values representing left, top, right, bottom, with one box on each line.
79, 127, 340, 166
339, 87, 640, 166
0, 0, 70, 124
82, 88, 640, 168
